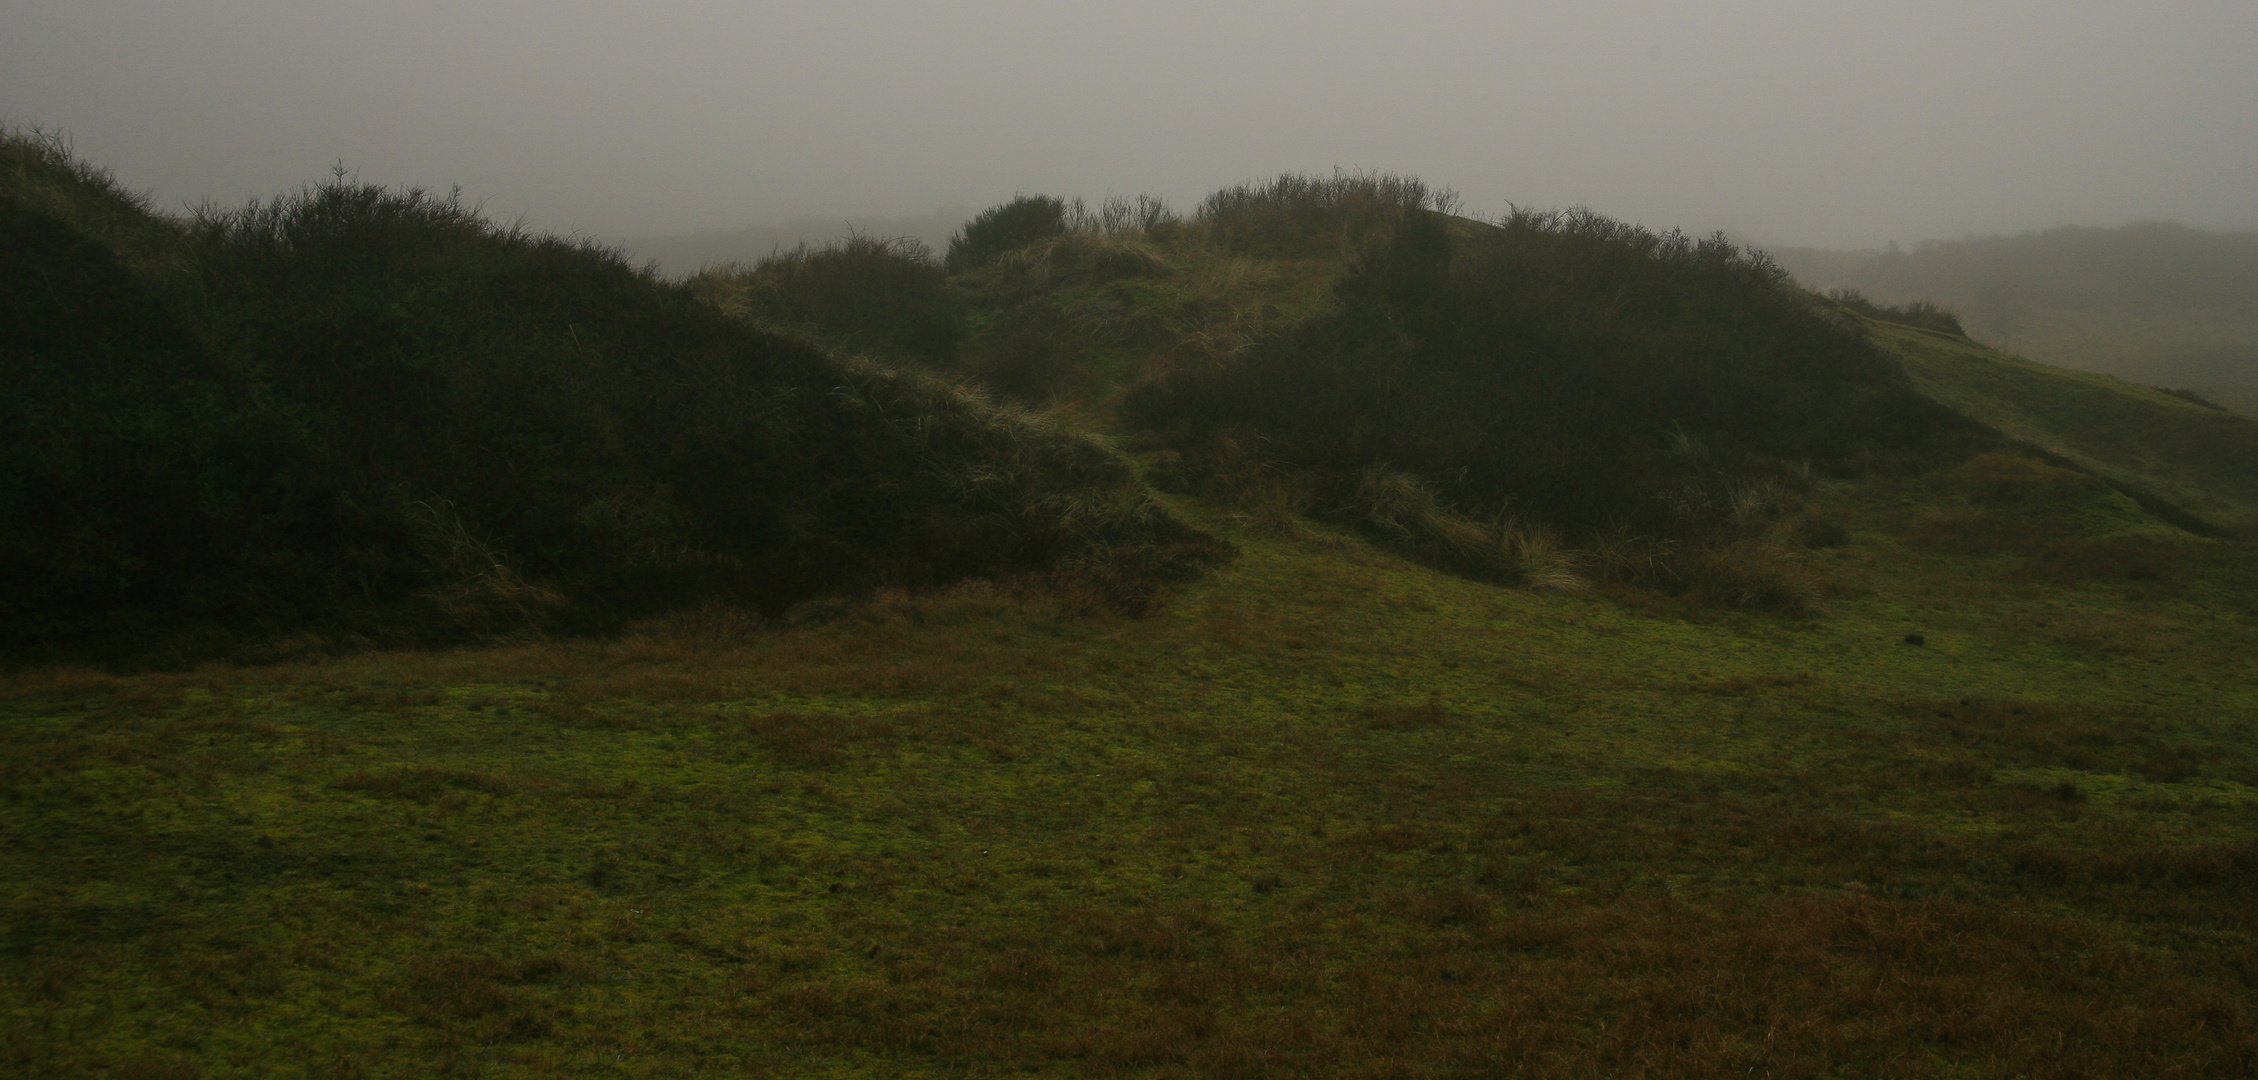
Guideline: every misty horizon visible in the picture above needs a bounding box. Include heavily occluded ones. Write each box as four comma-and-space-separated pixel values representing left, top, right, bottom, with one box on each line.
8, 1, 2255, 251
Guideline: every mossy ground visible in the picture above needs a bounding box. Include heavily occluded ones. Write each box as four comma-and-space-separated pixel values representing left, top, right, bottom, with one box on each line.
7, 467, 2257, 1078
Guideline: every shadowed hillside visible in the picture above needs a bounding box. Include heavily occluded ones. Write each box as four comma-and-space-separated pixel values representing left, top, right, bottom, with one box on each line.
691, 175, 2258, 604
910, 178, 1983, 611
0, 134, 1223, 666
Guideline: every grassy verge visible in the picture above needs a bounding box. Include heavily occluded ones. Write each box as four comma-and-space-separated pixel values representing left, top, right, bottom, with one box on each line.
6, 479, 2256, 1077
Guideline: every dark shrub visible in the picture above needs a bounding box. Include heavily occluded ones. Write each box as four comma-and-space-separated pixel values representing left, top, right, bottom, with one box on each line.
945, 195, 1068, 274
694, 235, 964, 365
1124, 198, 1973, 591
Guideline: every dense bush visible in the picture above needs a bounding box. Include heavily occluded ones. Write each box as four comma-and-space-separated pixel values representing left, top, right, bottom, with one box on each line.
690, 235, 965, 365
0, 135, 1226, 664
1124, 196, 1974, 604
945, 195, 1068, 274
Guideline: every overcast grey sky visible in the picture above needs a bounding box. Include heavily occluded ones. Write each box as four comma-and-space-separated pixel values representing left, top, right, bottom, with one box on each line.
6, 1, 2254, 249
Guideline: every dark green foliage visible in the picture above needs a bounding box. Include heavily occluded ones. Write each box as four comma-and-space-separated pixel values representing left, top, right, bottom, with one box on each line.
945, 195, 1067, 274
0, 137, 1224, 664
1126, 204, 1973, 545
1827, 287, 1966, 336
0, 141, 283, 646
698, 235, 965, 365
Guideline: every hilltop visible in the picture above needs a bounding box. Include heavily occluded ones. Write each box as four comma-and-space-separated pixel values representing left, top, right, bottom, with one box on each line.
613, 208, 971, 278
6, 147, 2258, 1078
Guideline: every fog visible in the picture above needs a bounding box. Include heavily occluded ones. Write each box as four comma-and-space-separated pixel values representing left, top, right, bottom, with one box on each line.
8, 1, 2256, 252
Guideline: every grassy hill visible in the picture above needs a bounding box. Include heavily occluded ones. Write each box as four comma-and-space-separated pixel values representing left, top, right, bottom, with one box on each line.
7, 157, 2258, 1077
0, 133, 1223, 666
1770, 223, 2258, 417
1866, 318, 2258, 538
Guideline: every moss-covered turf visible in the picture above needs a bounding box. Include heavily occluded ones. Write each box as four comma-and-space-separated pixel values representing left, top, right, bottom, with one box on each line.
7, 474, 2257, 1078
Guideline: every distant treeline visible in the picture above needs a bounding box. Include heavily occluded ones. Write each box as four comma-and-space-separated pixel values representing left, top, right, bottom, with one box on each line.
1769, 223, 2258, 415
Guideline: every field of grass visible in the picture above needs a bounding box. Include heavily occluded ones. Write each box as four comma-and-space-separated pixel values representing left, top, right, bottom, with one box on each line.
8, 471, 2258, 1077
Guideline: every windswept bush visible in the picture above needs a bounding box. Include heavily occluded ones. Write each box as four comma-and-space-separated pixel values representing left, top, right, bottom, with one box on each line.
946, 195, 1069, 274
0, 135, 1227, 664
689, 234, 965, 364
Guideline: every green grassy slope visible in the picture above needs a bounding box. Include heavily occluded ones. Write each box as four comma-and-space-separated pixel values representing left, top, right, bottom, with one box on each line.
1869, 318, 2258, 537
5, 481, 2256, 1077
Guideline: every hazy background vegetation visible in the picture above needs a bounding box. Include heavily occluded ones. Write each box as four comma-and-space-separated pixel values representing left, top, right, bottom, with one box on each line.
1770, 224, 2258, 417
14, 2, 2255, 407
6, 1, 2253, 250
614, 208, 968, 278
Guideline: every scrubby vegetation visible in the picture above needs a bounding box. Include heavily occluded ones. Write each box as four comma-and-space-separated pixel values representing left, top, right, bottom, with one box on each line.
0, 133, 1224, 666
1772, 222, 2258, 416
10, 146, 2258, 1078
944, 194, 1070, 274
1093, 185, 1970, 606
685, 235, 965, 365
